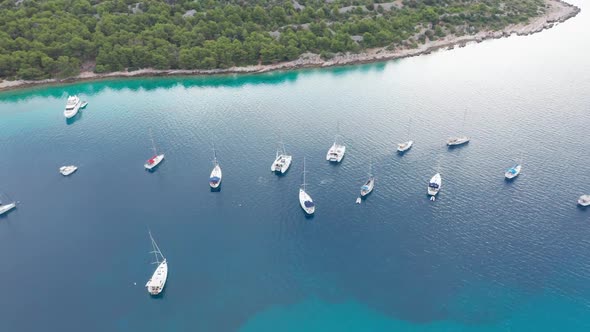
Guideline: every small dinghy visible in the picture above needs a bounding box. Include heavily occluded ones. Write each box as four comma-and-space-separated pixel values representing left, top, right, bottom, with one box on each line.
60, 165, 78, 176
355, 197, 361, 204
80, 101, 88, 108
505, 164, 522, 180
578, 195, 590, 207
428, 173, 442, 201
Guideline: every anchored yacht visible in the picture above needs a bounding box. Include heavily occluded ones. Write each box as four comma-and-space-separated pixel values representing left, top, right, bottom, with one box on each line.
428, 173, 442, 201
0, 201, 16, 216
271, 143, 292, 174
144, 131, 164, 170
326, 139, 346, 162
299, 158, 315, 215
505, 164, 522, 180
447, 136, 470, 146
397, 141, 414, 153
145, 231, 168, 296
64, 95, 82, 118
209, 149, 222, 189
60, 165, 78, 176
578, 195, 590, 207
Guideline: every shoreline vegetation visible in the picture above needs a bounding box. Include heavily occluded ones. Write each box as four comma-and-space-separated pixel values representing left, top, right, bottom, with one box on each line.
0, 0, 580, 92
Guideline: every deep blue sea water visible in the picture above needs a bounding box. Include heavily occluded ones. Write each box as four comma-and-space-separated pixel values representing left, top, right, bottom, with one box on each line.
1, 1, 590, 331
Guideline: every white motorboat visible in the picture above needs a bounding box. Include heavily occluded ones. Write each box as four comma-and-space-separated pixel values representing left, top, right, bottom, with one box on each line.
326, 134, 346, 162
299, 158, 315, 215
63, 95, 82, 118
271, 143, 292, 174
80, 101, 88, 108
209, 149, 222, 189
397, 140, 414, 153
145, 231, 168, 296
428, 173, 442, 201
447, 136, 470, 146
578, 195, 590, 207
144, 131, 165, 170
60, 165, 78, 176
0, 201, 16, 216
505, 164, 522, 180
356, 197, 361, 204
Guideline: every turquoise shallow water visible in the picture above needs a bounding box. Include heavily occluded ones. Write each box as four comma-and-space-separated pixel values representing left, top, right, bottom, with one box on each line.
1, 1, 590, 331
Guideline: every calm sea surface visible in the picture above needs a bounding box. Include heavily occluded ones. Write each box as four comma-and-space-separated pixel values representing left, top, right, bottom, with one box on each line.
1, 1, 589, 331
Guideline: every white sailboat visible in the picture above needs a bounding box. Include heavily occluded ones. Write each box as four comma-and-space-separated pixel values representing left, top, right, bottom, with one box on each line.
0, 200, 16, 216
504, 164, 522, 180
271, 142, 292, 174
145, 231, 168, 296
447, 136, 470, 146
144, 130, 165, 170
63, 95, 82, 119
360, 162, 375, 197
428, 173, 442, 201
578, 195, 590, 207
447, 111, 470, 147
397, 118, 414, 153
60, 165, 78, 176
299, 157, 315, 215
209, 148, 222, 189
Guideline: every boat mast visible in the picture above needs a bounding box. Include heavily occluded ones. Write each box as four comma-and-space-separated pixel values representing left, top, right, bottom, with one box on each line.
302, 157, 307, 191
149, 129, 157, 155
212, 145, 217, 166
148, 230, 164, 264
462, 110, 467, 134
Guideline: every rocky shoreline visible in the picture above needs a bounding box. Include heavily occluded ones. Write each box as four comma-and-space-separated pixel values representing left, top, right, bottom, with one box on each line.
0, 0, 580, 92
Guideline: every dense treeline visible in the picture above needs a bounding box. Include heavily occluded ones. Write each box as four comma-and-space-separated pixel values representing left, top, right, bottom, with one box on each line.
0, 0, 545, 80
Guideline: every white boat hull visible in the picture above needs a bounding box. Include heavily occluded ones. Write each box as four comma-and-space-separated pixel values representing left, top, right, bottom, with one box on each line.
0, 202, 16, 215
360, 177, 375, 197
60, 165, 78, 176
146, 260, 168, 295
505, 165, 522, 179
64, 96, 82, 119
299, 188, 315, 215
210, 164, 222, 188
145, 154, 165, 170
397, 140, 414, 152
428, 173, 442, 198
326, 143, 346, 162
271, 155, 292, 173
447, 136, 470, 146
579, 195, 590, 207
